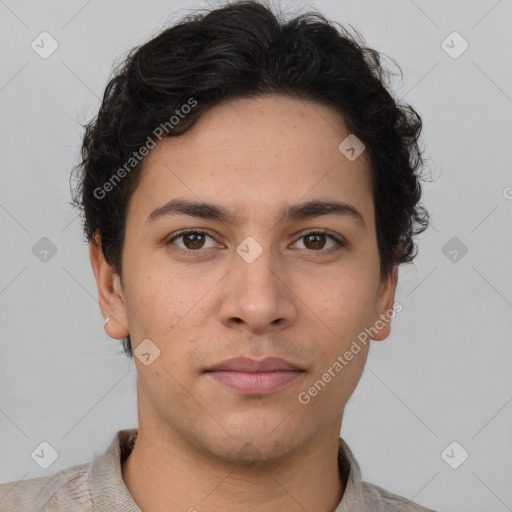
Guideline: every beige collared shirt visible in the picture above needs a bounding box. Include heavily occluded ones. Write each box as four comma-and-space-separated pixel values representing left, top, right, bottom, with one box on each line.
0, 428, 436, 511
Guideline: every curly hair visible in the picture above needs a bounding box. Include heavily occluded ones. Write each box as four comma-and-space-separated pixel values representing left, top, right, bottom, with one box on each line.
71, 0, 430, 358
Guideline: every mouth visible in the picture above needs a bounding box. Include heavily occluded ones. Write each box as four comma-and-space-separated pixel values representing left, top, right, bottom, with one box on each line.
204, 356, 305, 395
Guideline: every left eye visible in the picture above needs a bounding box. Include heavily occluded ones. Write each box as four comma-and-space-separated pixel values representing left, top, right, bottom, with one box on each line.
291, 231, 342, 251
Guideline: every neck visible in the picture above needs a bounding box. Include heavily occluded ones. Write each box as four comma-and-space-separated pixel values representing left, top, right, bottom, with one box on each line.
121, 424, 345, 512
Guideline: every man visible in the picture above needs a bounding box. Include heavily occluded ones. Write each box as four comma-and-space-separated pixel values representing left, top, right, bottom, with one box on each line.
0, 1, 435, 510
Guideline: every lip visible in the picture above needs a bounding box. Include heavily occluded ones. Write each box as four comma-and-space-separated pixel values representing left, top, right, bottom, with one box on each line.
204, 357, 305, 395
206, 356, 303, 372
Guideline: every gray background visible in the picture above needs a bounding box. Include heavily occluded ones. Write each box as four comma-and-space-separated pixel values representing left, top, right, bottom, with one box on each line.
1, 0, 511, 510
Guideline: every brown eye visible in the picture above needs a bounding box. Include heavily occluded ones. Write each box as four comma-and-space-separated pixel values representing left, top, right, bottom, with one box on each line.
292, 230, 343, 253
304, 233, 326, 250
168, 230, 217, 252
182, 232, 206, 250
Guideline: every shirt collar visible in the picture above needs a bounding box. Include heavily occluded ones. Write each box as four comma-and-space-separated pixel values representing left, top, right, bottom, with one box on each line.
335, 437, 365, 511
89, 428, 140, 511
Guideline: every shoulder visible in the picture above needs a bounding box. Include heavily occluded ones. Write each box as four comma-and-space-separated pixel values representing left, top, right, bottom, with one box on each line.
0, 462, 92, 512
0, 428, 137, 512
360, 481, 438, 512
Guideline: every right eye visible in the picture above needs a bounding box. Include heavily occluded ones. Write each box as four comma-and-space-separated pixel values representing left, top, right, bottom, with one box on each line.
166, 230, 220, 253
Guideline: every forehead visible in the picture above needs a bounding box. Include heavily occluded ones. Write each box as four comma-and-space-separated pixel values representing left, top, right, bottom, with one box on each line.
128, 94, 374, 227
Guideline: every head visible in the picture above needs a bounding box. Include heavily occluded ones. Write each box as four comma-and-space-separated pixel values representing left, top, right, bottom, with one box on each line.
72, 0, 429, 463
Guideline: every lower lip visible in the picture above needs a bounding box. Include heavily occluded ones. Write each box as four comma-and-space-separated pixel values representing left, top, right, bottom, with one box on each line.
206, 370, 304, 394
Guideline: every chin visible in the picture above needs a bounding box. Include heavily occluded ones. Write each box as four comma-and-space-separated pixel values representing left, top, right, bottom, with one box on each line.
200, 423, 303, 467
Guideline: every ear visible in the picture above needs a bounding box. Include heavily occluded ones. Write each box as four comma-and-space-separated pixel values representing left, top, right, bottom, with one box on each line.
89, 232, 130, 340
371, 264, 399, 341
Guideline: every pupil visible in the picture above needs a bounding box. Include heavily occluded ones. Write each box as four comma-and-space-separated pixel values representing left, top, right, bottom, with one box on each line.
186, 233, 204, 249
307, 234, 324, 250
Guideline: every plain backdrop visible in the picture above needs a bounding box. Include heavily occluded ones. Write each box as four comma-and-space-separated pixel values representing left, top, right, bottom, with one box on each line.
1, 1, 511, 511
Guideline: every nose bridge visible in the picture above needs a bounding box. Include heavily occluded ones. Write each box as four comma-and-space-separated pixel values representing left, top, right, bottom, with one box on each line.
219, 234, 297, 331
233, 234, 281, 298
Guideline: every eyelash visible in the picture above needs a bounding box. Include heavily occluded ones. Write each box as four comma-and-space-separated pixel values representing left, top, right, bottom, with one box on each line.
165, 229, 345, 256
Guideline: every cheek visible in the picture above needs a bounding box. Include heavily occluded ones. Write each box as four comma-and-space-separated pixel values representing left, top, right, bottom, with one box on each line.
297, 344, 369, 415
122, 269, 182, 342
311, 275, 378, 340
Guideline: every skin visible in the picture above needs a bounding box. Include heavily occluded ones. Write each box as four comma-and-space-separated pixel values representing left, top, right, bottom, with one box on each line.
90, 94, 398, 512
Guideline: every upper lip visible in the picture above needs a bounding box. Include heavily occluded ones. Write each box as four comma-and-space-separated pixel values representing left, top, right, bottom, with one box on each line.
205, 356, 303, 373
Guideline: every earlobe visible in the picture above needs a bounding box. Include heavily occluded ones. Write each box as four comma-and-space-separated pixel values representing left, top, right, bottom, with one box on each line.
89, 232, 130, 340
104, 314, 130, 340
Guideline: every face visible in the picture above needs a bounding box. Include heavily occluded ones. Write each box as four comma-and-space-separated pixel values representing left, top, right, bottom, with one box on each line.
91, 94, 398, 465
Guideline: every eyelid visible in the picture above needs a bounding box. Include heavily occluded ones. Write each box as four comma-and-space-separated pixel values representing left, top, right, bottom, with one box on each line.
297, 228, 345, 243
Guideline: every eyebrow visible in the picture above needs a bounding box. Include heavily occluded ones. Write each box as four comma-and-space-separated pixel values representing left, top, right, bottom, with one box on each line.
146, 198, 366, 229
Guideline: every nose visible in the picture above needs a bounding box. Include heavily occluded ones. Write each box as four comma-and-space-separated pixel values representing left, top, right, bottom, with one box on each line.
218, 243, 298, 335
